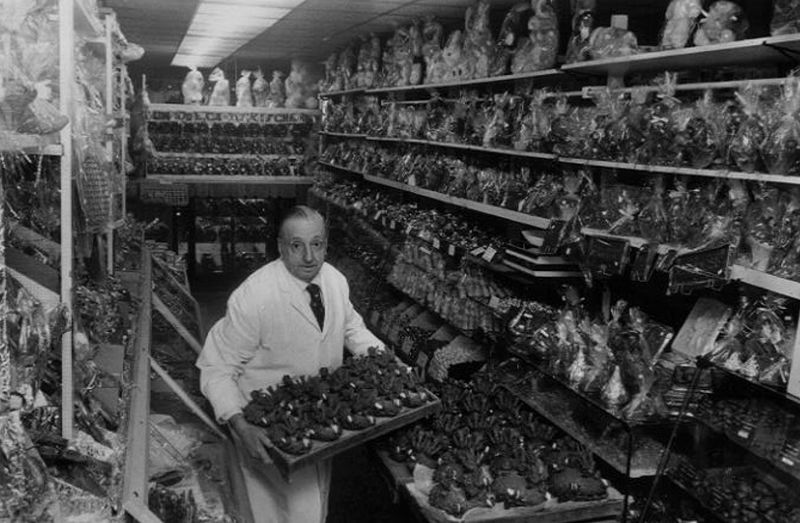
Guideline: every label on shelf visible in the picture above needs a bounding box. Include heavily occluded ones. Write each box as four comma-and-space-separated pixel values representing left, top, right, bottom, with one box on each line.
736, 429, 751, 440
470, 247, 486, 257
432, 238, 440, 250
482, 246, 498, 263
448, 244, 456, 257
782, 456, 795, 467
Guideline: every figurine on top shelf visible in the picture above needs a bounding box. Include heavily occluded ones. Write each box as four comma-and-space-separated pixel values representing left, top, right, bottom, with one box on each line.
235, 70, 253, 107
491, 2, 532, 76
511, 0, 559, 74
356, 33, 381, 88
693, 0, 749, 46
588, 26, 639, 60
338, 42, 358, 91
463, 0, 494, 80
391, 23, 416, 87
207, 67, 230, 106
181, 66, 204, 105
441, 30, 468, 82
252, 68, 269, 106
660, 0, 703, 50
422, 16, 444, 83
285, 60, 319, 109
565, 0, 596, 62
324, 52, 340, 92
268, 71, 286, 108
771, 0, 800, 36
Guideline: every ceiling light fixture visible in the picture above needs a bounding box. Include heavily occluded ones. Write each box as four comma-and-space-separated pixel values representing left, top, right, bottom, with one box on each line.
171, 0, 305, 68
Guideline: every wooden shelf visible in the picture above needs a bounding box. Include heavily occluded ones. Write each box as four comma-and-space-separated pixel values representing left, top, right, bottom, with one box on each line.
366, 136, 558, 161
0, 132, 62, 156
152, 151, 301, 160
149, 103, 320, 115
558, 157, 800, 186
365, 68, 564, 95
561, 34, 800, 78
319, 131, 367, 139
147, 175, 314, 185
729, 265, 800, 300
319, 87, 366, 98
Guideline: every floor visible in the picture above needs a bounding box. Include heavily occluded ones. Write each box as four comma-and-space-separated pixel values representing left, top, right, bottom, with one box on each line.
193, 287, 418, 523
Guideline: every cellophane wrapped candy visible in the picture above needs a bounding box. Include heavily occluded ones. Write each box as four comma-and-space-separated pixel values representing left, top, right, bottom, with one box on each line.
638, 176, 669, 243
770, 188, 800, 281
639, 73, 680, 165
742, 183, 783, 270
675, 90, 729, 169
666, 178, 700, 246
697, 180, 748, 250
660, 0, 703, 49
588, 89, 629, 160
513, 89, 550, 152
771, 0, 800, 35
587, 26, 639, 60
622, 88, 649, 163
761, 76, 800, 176
606, 186, 642, 237
693, 0, 749, 46
729, 83, 769, 173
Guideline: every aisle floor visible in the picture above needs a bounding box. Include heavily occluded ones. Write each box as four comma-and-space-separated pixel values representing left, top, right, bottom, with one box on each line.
193, 289, 419, 523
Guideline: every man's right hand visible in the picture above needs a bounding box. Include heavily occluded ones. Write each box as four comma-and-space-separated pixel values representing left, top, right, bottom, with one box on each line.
229, 413, 273, 464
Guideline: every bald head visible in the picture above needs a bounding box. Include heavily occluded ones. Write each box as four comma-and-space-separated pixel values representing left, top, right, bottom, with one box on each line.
278, 205, 327, 241
278, 206, 328, 282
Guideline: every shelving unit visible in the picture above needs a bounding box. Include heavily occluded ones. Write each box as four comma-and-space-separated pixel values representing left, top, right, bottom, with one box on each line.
363, 68, 564, 95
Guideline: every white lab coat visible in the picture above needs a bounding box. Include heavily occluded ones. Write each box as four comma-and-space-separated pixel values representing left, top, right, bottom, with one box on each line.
197, 259, 384, 523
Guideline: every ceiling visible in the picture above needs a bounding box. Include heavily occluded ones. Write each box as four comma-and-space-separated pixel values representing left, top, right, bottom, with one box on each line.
103, 0, 774, 87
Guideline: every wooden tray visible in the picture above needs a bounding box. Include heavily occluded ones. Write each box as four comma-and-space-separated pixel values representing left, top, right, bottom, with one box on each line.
266, 394, 442, 480
404, 480, 623, 523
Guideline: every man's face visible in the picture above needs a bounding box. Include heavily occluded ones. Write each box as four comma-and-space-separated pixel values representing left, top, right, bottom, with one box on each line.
278, 216, 327, 282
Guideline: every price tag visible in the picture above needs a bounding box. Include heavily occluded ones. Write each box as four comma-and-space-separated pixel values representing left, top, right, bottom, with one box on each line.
419, 246, 432, 255
448, 244, 456, 257
482, 246, 498, 263
390, 220, 397, 230
488, 296, 501, 309
736, 429, 751, 440
782, 457, 796, 467
432, 238, 441, 250
470, 247, 486, 257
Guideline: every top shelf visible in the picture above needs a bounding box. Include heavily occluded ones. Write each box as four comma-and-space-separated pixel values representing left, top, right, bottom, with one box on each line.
365, 68, 564, 95
149, 103, 320, 116
561, 34, 800, 78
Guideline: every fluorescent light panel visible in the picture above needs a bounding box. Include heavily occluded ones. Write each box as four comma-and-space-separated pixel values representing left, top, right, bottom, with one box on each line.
172, 0, 303, 68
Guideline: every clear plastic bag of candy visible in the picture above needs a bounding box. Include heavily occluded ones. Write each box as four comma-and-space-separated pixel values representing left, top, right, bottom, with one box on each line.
729, 83, 769, 173
675, 90, 729, 169
761, 76, 800, 176
742, 183, 783, 270
638, 176, 669, 243
588, 88, 629, 161
771, 0, 800, 35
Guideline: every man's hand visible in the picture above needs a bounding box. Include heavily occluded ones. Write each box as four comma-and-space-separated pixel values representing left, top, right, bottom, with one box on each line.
229, 413, 273, 464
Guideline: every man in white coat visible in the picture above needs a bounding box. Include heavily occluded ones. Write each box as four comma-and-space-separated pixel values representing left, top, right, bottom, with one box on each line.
197, 205, 384, 523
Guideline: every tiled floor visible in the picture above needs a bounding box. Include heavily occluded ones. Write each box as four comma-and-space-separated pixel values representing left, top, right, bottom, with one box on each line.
192, 287, 418, 523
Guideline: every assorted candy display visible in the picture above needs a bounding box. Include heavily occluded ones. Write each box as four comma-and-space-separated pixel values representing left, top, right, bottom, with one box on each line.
385, 371, 611, 517
242, 348, 435, 455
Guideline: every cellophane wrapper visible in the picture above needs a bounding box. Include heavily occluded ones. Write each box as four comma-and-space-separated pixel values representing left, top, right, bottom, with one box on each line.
742, 183, 783, 270
675, 90, 729, 169
729, 84, 770, 173
638, 176, 669, 243
761, 76, 800, 176
770, 0, 800, 35
588, 89, 629, 161
770, 188, 800, 281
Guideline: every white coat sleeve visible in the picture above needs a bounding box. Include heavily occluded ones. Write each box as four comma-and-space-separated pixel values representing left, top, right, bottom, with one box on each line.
196, 284, 261, 423
341, 278, 384, 356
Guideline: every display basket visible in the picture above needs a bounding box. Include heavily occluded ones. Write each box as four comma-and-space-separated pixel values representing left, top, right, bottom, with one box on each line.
266, 391, 441, 481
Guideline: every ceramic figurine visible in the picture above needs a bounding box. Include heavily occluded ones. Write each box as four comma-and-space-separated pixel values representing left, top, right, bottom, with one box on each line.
181, 66, 204, 105
463, 0, 494, 79
268, 71, 285, 108
235, 70, 253, 107
660, 0, 703, 49
565, 0, 596, 63
252, 69, 269, 106
511, 0, 559, 74
693, 0, 749, 46
421, 16, 445, 83
207, 67, 230, 106
491, 2, 532, 76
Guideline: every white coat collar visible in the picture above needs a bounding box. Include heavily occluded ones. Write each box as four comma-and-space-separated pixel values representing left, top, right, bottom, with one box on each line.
277, 259, 328, 334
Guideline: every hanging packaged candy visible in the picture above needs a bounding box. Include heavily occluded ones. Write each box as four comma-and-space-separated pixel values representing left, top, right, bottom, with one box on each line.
729, 83, 768, 173
642, 73, 680, 166
693, 0, 749, 46
761, 76, 800, 176
771, 0, 800, 35
660, 0, 703, 50
565, 0, 596, 63
589, 89, 629, 161
638, 176, 669, 244
675, 90, 728, 169
743, 183, 783, 270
